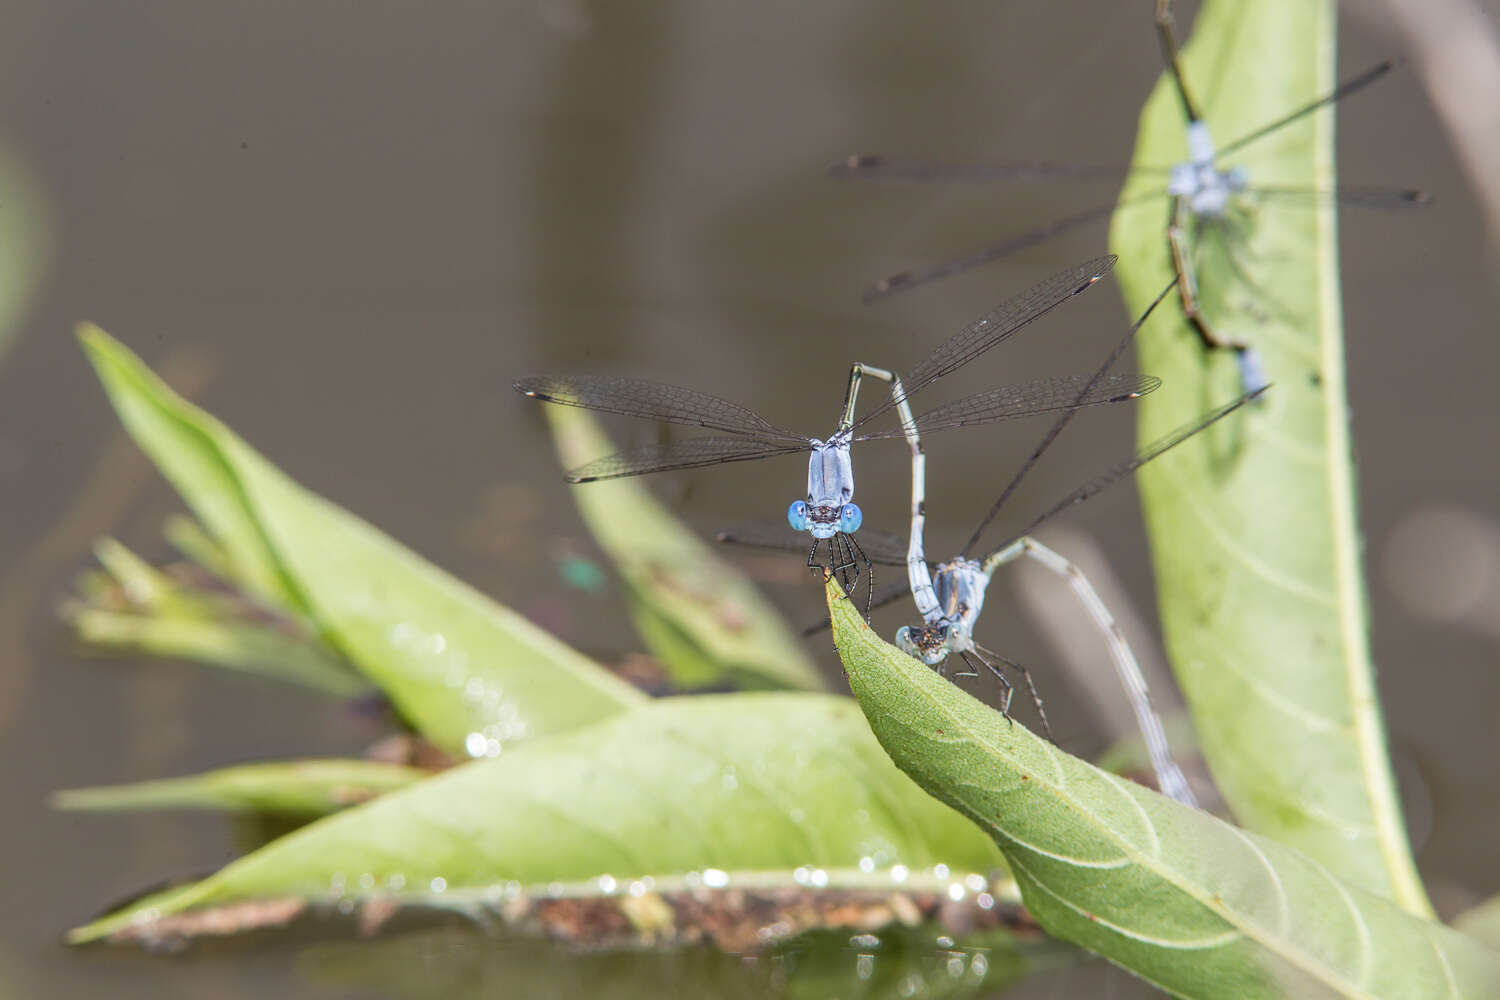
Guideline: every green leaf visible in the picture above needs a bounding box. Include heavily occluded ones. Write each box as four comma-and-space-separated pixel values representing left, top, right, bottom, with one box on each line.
163, 513, 239, 581
69, 608, 367, 696
68, 692, 1006, 944
827, 579, 1500, 997
1108, 0, 1428, 914
53, 759, 427, 815
66, 537, 366, 695
77, 325, 646, 754
1453, 895, 1500, 953
546, 405, 823, 691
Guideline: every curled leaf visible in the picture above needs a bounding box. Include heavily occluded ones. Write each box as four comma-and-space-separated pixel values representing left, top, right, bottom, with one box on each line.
828, 578, 1500, 998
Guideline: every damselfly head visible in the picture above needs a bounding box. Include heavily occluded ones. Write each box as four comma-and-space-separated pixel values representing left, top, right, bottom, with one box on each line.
789, 500, 855, 539
896, 623, 951, 667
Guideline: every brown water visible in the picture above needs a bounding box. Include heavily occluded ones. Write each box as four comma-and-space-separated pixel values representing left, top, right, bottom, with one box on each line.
1, 2, 1496, 996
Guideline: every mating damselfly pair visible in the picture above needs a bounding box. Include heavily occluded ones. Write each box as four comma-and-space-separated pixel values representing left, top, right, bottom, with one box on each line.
518, 257, 1263, 809
514, 0, 1420, 809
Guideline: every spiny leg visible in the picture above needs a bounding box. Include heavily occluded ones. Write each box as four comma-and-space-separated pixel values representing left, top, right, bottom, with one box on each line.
843, 533, 863, 598
1168, 197, 1246, 352
806, 535, 829, 591
1167, 195, 1264, 393
974, 643, 1052, 742
957, 650, 1009, 721
985, 536, 1196, 806
843, 531, 875, 618
830, 532, 862, 597
828, 533, 848, 593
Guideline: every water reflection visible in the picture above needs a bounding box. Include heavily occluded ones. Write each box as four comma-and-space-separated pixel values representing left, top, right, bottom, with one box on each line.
301, 920, 1056, 1000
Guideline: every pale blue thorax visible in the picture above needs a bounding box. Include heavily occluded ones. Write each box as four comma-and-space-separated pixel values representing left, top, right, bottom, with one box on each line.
788, 363, 903, 541
1166, 120, 1248, 219
795, 432, 858, 539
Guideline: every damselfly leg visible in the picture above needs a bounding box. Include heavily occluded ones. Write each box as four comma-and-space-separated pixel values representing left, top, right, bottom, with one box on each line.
974, 643, 1051, 741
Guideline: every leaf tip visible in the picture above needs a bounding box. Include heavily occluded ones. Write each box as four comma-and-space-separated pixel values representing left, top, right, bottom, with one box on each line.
49, 788, 82, 810
75, 320, 108, 345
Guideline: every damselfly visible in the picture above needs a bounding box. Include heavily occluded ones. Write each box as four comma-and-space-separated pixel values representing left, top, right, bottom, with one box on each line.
517, 256, 1136, 604
835, 0, 1424, 390
721, 279, 1265, 805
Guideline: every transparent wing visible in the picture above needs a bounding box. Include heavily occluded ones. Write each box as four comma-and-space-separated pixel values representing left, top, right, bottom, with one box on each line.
856, 373, 1159, 440
854, 255, 1118, 430
716, 521, 911, 566
862, 202, 1126, 303
1215, 60, 1394, 160
1246, 185, 1431, 211
565, 437, 808, 483
831, 154, 1131, 183
987, 386, 1268, 558
960, 277, 1179, 556
514, 375, 804, 442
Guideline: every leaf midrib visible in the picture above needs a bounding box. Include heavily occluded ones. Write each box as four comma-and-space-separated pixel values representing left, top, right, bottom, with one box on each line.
850, 621, 1372, 997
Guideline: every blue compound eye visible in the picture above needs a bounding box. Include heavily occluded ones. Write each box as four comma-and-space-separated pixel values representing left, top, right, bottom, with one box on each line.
839, 502, 863, 533
786, 500, 809, 532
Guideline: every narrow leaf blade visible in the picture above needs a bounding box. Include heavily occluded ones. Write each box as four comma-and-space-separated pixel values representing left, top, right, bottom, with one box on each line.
1108, 0, 1429, 913
53, 759, 427, 815
78, 325, 646, 754
69, 608, 367, 696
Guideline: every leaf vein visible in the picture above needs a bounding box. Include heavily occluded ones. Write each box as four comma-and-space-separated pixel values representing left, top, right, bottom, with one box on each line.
1009, 853, 1241, 950
1196, 629, 1348, 733
1227, 823, 1291, 936
1151, 463, 1340, 606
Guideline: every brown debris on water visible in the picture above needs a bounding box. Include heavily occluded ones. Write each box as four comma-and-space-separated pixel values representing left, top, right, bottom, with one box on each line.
503, 885, 1040, 954
104, 897, 307, 950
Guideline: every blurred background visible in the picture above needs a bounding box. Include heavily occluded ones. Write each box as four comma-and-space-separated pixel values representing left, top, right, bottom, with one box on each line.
0, 1, 1496, 996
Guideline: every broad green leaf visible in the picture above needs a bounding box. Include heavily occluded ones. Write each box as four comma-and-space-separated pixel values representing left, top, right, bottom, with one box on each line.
828, 579, 1500, 998
54, 759, 426, 815
302, 924, 1045, 1000
1454, 895, 1500, 953
66, 537, 365, 695
546, 405, 823, 691
1108, 0, 1428, 914
68, 692, 1007, 944
78, 325, 646, 754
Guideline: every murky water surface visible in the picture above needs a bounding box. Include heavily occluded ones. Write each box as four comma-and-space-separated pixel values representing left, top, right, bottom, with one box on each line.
1, 2, 1495, 996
